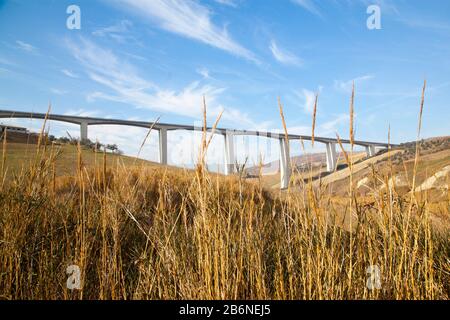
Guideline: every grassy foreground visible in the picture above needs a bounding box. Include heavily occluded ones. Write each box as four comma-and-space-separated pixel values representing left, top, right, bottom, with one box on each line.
0, 139, 448, 300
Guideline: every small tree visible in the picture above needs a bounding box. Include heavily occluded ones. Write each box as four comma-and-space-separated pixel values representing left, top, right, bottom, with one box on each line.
57, 137, 70, 144
93, 141, 103, 152
106, 144, 118, 154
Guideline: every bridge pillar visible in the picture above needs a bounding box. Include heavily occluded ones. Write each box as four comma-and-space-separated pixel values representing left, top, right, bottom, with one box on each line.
279, 138, 291, 190
224, 132, 235, 175
365, 145, 376, 158
80, 122, 88, 142
159, 128, 168, 165
325, 142, 337, 172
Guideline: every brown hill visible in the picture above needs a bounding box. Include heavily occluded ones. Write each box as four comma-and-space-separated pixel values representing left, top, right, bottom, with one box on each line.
2, 130, 39, 144
319, 136, 450, 201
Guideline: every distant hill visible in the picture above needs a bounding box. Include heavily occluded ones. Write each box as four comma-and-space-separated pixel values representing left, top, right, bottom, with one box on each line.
245, 151, 366, 176
1, 129, 39, 144
392, 136, 450, 164
318, 136, 450, 202
248, 136, 450, 199
0, 142, 160, 178
245, 153, 326, 176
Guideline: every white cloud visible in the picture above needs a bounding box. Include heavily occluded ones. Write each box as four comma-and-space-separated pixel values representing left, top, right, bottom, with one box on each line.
61, 69, 79, 78
291, 0, 323, 17
269, 40, 303, 66
320, 114, 351, 135
334, 74, 374, 92
214, 0, 238, 7
16, 40, 37, 53
357, 0, 398, 14
63, 109, 103, 118
92, 20, 136, 43
67, 37, 155, 92
67, 37, 256, 127
397, 16, 450, 31
50, 88, 68, 95
294, 89, 316, 115
93, 20, 132, 36
292, 0, 397, 18
0, 57, 16, 66
284, 125, 311, 136
112, 0, 258, 63
196, 67, 210, 79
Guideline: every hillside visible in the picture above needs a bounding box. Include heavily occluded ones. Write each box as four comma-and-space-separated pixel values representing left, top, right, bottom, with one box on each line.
0, 142, 160, 178
249, 137, 449, 196
246, 151, 369, 176
324, 136, 450, 200
1, 129, 39, 144
1, 133, 448, 300
249, 151, 367, 190
0, 130, 448, 300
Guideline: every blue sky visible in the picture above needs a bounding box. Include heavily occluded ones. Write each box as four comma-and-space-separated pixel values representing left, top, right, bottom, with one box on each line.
0, 0, 449, 167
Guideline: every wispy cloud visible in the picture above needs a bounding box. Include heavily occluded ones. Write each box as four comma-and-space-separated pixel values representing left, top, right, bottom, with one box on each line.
50, 88, 68, 95
320, 113, 351, 135
334, 74, 374, 92
294, 88, 318, 115
292, 0, 398, 17
16, 40, 37, 53
67, 37, 256, 126
269, 40, 303, 66
0, 57, 16, 66
92, 20, 137, 43
93, 20, 132, 36
291, 0, 323, 17
67, 37, 154, 91
214, 0, 238, 7
112, 0, 258, 63
357, 0, 398, 15
64, 109, 102, 118
397, 16, 450, 31
196, 67, 211, 79
61, 69, 79, 78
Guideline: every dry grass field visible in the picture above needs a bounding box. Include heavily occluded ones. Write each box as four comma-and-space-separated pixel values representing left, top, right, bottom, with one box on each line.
0, 86, 449, 300
0, 138, 448, 300
1, 142, 160, 178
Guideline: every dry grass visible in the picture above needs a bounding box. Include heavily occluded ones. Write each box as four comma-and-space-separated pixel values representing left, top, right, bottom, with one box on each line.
0, 86, 449, 300
0, 141, 448, 300
0, 143, 159, 178
311, 93, 318, 148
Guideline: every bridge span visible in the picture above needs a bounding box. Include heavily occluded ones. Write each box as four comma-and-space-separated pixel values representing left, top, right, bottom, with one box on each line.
0, 109, 396, 189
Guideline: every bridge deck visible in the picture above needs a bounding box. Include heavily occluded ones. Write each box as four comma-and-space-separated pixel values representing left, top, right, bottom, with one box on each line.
0, 109, 395, 147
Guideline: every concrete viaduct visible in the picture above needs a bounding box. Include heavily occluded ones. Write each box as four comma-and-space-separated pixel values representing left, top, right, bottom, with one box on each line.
0, 109, 395, 189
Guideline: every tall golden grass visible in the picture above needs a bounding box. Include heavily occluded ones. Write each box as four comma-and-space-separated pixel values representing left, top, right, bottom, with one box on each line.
0, 86, 448, 300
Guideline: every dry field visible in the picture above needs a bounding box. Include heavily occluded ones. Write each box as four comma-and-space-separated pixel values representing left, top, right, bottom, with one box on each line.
0, 86, 449, 300
0, 138, 448, 300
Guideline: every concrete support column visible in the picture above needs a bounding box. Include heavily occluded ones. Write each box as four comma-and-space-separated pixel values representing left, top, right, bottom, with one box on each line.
370, 145, 376, 157
80, 122, 88, 142
325, 142, 337, 172
279, 138, 291, 190
159, 128, 168, 165
365, 145, 376, 158
224, 133, 235, 175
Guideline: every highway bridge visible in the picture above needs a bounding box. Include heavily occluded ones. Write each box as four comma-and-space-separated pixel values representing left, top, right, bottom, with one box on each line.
0, 109, 396, 189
